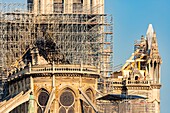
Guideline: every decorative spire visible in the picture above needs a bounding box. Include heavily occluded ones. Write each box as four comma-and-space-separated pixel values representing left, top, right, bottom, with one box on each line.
146, 24, 161, 62
146, 24, 154, 35
146, 24, 154, 50
151, 31, 161, 60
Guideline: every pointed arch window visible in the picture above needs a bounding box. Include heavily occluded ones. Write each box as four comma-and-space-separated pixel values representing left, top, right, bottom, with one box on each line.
58, 89, 75, 113
27, 0, 33, 12
54, 0, 64, 13
82, 89, 94, 113
37, 89, 50, 113
73, 0, 83, 13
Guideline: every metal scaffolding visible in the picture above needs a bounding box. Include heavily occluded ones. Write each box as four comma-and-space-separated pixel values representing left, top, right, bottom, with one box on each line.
0, 3, 113, 97
97, 99, 155, 113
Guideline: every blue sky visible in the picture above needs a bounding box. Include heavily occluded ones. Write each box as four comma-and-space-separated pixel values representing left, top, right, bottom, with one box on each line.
105, 0, 170, 113
1, 0, 169, 112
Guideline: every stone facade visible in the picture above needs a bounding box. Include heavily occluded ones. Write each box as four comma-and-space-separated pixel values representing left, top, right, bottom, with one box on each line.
0, 44, 100, 112
0, 0, 162, 113
108, 24, 162, 113
28, 0, 104, 14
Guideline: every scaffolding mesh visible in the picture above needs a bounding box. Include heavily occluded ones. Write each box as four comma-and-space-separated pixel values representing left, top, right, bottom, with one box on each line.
0, 3, 113, 96
0, 3, 113, 71
97, 100, 155, 113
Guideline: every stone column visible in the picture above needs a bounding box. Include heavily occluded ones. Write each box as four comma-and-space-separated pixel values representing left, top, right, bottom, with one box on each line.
151, 88, 160, 113
33, 0, 38, 14
83, 0, 90, 14
42, 0, 45, 14
95, 0, 99, 14
46, 0, 53, 14
159, 64, 161, 83
30, 76, 34, 93
64, 0, 72, 13
69, 0, 72, 13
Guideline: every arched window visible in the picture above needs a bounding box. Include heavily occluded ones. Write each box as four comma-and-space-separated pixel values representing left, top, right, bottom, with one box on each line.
154, 61, 157, 69
86, 89, 93, 101
59, 89, 75, 113
37, 89, 49, 113
27, 0, 33, 12
82, 89, 94, 113
135, 76, 139, 80
73, 0, 83, 13
54, 0, 64, 13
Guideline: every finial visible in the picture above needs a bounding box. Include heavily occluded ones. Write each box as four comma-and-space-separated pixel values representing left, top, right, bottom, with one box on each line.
147, 24, 154, 35
146, 24, 154, 50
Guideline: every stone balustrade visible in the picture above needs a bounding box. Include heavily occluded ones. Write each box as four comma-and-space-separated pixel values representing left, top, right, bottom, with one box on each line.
126, 80, 150, 86
7, 64, 99, 81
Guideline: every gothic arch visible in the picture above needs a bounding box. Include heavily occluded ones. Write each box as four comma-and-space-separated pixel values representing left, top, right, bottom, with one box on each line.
154, 61, 157, 69
37, 88, 50, 113
58, 85, 78, 97
85, 87, 95, 102
81, 87, 95, 113
35, 86, 51, 96
58, 87, 77, 113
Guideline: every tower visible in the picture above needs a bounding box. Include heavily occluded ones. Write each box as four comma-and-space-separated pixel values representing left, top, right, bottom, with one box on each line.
146, 24, 162, 113
109, 24, 162, 113
146, 24, 162, 84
